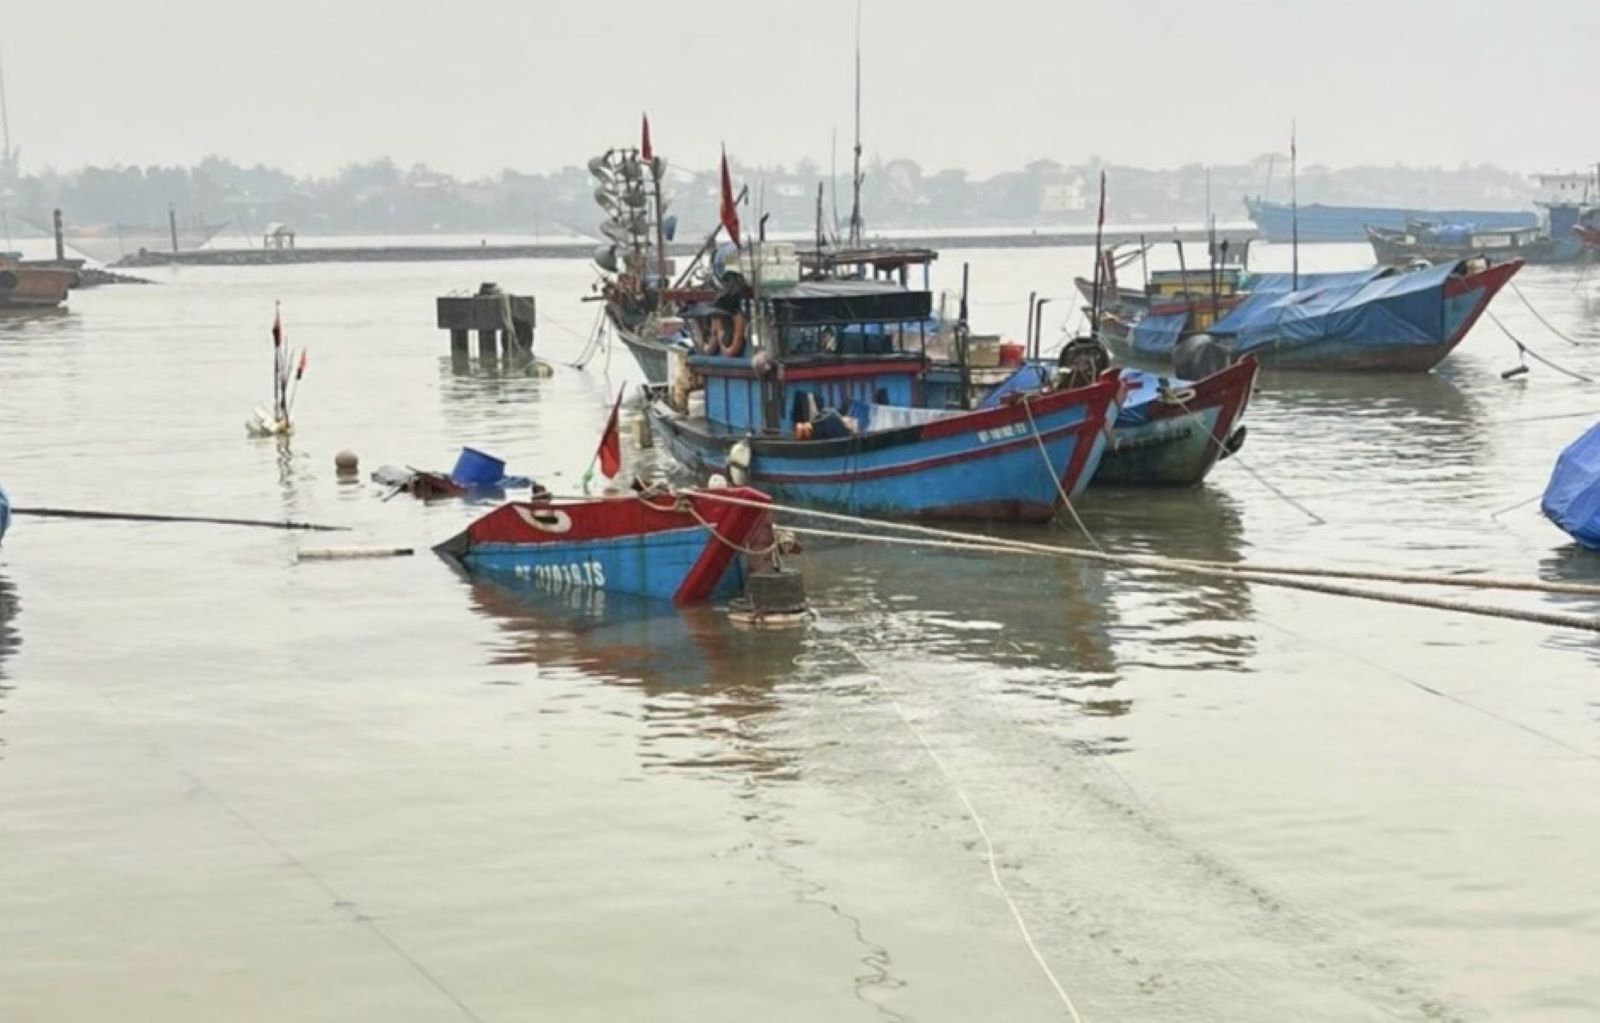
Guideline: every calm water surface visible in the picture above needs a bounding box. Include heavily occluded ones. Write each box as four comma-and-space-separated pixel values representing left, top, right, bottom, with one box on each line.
0, 241, 1598, 1021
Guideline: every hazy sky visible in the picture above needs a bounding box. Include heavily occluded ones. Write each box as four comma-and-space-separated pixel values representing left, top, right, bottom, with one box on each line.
5, 0, 1597, 178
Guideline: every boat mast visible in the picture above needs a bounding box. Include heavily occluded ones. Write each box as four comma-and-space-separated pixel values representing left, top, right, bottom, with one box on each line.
1290, 119, 1299, 289
0, 44, 14, 182
847, 0, 864, 248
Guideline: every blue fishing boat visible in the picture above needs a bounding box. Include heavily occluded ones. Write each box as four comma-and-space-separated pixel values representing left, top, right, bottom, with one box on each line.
646, 272, 1121, 523
1542, 421, 1600, 551
435, 487, 777, 604
1245, 197, 1536, 243
1104, 257, 1520, 373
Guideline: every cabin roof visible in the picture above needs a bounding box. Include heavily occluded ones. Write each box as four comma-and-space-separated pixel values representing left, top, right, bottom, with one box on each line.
763, 279, 933, 326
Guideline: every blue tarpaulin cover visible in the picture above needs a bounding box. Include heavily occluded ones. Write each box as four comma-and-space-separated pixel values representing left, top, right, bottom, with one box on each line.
1212, 263, 1454, 355
1541, 421, 1600, 550
1130, 311, 1190, 357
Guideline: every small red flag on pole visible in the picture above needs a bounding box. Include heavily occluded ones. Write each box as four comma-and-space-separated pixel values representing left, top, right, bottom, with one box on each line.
719, 147, 741, 247
583, 387, 626, 493
640, 114, 653, 162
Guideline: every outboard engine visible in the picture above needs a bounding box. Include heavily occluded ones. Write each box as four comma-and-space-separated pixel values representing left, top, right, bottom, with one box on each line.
1171, 333, 1232, 381
1056, 336, 1111, 389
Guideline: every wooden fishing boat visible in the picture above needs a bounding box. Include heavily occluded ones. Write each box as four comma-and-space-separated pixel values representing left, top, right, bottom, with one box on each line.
0, 261, 75, 309
1366, 222, 1578, 265
1100, 257, 1520, 374
647, 270, 1121, 522
1093, 358, 1257, 486
435, 487, 776, 604
963, 355, 1257, 487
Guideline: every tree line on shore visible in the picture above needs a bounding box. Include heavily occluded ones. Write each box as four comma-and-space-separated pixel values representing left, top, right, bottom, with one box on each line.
0, 153, 1541, 240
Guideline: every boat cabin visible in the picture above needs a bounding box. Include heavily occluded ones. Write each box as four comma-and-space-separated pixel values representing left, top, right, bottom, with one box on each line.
677, 273, 936, 438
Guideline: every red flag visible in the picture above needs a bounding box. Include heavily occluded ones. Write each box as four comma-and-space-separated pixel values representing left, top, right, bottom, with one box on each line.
719, 148, 741, 247
296, 349, 309, 379
640, 114, 653, 162
596, 387, 624, 480
272, 305, 283, 348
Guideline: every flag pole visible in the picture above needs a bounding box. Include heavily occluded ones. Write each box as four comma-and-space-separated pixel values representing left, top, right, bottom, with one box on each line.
581, 385, 627, 494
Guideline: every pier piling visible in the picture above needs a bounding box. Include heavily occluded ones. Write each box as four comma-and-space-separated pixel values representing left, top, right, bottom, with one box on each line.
437, 284, 536, 365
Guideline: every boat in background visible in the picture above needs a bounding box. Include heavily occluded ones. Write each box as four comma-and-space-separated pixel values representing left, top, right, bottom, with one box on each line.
1245, 197, 1536, 243
0, 255, 76, 309
1542, 421, 1600, 551
436, 487, 778, 604
0, 480, 9, 544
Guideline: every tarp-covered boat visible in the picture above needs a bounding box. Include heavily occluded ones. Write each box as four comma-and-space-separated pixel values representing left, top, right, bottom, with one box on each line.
1541, 422, 1600, 550
1109, 258, 1519, 373
436, 487, 776, 604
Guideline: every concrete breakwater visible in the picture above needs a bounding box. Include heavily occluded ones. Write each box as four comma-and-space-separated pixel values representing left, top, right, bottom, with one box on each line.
112, 225, 1257, 269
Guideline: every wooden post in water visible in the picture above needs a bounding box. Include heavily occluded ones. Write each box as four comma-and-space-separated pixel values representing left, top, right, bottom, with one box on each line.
168, 203, 179, 254
477, 329, 498, 361
52, 208, 64, 262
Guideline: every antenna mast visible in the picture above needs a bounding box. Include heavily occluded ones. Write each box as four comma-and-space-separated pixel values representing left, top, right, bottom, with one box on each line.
0, 45, 14, 180
847, 0, 864, 248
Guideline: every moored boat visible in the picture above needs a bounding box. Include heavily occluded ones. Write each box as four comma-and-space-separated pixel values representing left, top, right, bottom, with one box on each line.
1093, 358, 1258, 486
1244, 197, 1536, 244
0, 259, 75, 309
647, 267, 1121, 522
1101, 257, 1519, 373
0, 480, 10, 544
435, 486, 777, 604
1542, 421, 1600, 551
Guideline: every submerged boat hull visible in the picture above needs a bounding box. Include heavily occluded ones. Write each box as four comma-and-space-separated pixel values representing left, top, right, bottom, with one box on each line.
649, 377, 1120, 522
436, 488, 773, 604
1095, 358, 1258, 486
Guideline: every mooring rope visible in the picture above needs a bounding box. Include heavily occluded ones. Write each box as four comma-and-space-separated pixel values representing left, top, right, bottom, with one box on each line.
1487, 311, 1595, 384
844, 646, 1088, 1023
1508, 279, 1587, 347
674, 490, 1600, 632
1159, 386, 1327, 526
14, 507, 348, 532
1019, 395, 1104, 552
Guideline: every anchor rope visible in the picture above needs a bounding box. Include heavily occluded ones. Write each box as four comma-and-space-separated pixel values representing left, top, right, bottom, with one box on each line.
1158, 384, 1327, 526
1020, 394, 1104, 552
1487, 311, 1595, 384
1508, 279, 1587, 347
843, 645, 1089, 1023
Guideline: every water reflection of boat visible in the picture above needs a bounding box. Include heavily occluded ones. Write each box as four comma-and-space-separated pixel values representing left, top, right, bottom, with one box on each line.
0, 572, 19, 681
798, 483, 1254, 715
459, 568, 804, 773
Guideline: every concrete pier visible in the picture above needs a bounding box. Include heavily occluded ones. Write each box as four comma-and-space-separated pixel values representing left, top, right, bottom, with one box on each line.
113, 225, 1261, 269
437, 285, 535, 363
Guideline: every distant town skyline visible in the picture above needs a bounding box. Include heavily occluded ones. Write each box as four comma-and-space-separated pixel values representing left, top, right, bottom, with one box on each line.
4, 0, 1598, 180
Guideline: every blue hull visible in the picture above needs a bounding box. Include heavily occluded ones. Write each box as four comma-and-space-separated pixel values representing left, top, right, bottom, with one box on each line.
648, 381, 1119, 522
0, 481, 9, 545
459, 527, 748, 603
1246, 198, 1537, 244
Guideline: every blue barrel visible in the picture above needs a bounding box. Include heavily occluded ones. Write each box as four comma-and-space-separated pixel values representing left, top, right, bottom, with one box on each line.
450, 447, 506, 486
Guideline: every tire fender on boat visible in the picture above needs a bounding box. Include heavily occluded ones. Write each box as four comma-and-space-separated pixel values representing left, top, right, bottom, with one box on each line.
728, 441, 752, 485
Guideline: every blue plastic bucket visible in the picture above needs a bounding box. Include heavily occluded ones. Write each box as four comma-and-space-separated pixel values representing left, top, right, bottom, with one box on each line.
451, 447, 506, 486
